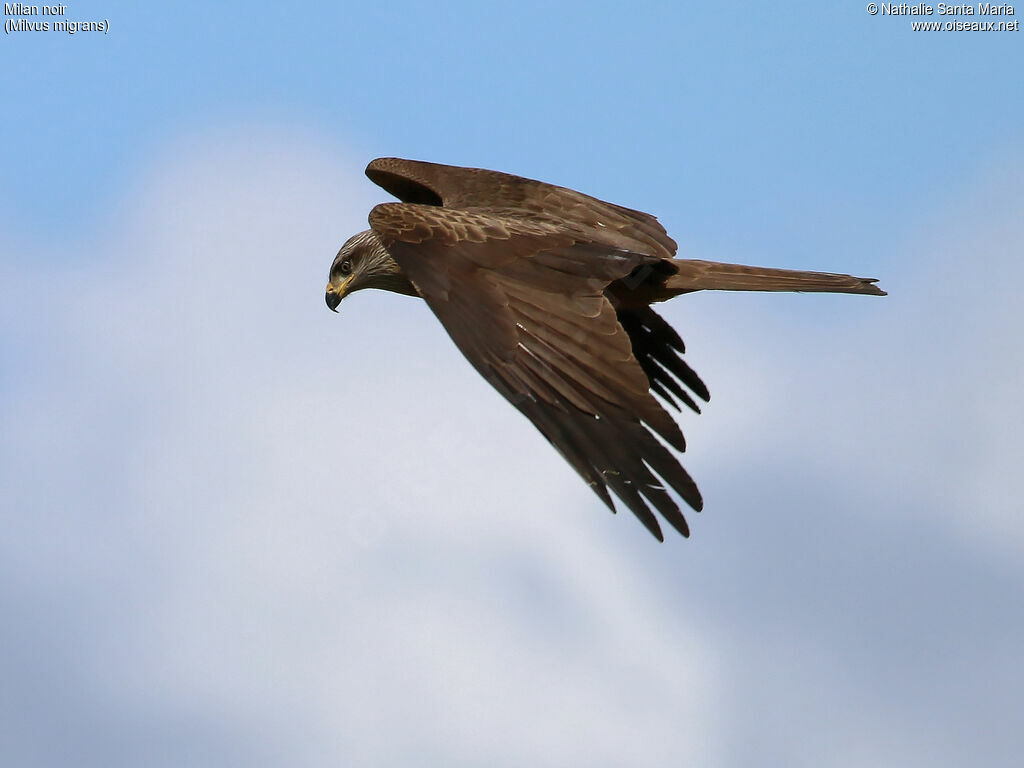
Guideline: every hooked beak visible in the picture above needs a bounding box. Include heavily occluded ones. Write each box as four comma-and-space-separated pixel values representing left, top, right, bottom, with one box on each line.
325, 278, 352, 312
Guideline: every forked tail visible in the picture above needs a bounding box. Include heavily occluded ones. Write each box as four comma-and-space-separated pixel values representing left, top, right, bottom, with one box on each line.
667, 259, 886, 296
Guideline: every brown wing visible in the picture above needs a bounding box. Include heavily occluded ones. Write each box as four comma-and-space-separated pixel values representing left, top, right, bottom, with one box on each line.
365, 157, 678, 262
368, 202, 703, 541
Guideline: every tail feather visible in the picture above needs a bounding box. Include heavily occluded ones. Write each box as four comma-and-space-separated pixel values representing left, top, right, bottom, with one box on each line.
667, 259, 886, 296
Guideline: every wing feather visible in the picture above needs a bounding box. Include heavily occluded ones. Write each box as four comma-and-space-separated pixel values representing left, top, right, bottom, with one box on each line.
618, 307, 711, 414
368, 203, 704, 539
366, 157, 679, 261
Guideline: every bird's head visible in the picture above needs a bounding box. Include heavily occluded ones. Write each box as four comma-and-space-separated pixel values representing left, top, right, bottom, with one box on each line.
325, 229, 417, 311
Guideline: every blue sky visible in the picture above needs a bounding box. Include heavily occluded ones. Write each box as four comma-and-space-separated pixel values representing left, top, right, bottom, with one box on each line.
2, 2, 1023, 766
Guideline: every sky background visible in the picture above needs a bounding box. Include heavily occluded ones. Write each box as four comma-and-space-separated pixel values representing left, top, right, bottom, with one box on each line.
2, 1, 1023, 766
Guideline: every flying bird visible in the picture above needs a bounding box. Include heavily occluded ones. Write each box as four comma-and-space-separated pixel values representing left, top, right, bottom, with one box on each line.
326, 158, 885, 541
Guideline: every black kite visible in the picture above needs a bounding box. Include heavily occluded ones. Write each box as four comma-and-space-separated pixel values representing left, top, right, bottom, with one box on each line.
326, 158, 884, 541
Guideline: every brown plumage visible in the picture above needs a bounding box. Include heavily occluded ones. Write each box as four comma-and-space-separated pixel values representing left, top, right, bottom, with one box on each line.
326, 158, 885, 541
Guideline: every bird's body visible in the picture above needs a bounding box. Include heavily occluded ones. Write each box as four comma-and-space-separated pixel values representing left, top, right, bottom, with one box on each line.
327, 158, 884, 541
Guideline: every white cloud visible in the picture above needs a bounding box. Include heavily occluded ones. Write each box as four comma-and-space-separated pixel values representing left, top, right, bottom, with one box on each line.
2, 129, 1022, 767
1, 129, 724, 767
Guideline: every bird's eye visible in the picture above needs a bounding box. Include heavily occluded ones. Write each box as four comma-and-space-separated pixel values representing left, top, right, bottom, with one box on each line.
339, 259, 353, 275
